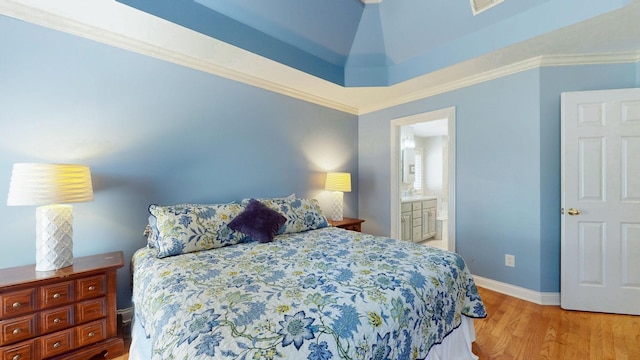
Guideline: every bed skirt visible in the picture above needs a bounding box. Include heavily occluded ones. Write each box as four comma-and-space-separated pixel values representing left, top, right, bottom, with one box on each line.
128, 314, 479, 360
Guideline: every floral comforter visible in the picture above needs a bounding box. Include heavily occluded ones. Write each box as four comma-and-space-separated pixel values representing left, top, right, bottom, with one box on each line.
132, 227, 486, 360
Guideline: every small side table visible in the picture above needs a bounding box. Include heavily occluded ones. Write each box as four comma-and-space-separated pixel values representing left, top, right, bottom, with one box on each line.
0, 251, 125, 360
329, 217, 365, 232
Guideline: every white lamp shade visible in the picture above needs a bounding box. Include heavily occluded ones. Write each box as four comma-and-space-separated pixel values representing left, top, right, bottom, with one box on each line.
7, 163, 93, 206
325, 172, 351, 192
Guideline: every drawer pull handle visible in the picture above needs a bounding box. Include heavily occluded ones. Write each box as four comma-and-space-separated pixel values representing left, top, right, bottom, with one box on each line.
12, 328, 21, 335
12, 355, 21, 360
54, 317, 62, 324
88, 286, 96, 291
53, 293, 61, 299
53, 341, 61, 349
88, 331, 95, 337
12, 302, 21, 308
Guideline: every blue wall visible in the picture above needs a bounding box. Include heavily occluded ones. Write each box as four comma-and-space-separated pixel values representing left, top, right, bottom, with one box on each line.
0, 16, 358, 308
359, 63, 637, 293
2, 13, 638, 306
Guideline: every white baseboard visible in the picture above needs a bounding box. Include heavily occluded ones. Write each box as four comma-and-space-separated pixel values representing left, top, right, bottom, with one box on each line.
472, 275, 560, 306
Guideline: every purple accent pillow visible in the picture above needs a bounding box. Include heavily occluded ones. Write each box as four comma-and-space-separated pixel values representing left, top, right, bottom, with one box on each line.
228, 199, 287, 243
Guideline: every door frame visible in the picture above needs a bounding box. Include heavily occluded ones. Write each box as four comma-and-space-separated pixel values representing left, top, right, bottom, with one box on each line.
390, 106, 456, 251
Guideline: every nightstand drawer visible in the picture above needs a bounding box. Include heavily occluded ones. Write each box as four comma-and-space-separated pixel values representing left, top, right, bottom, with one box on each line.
0, 339, 35, 360
76, 319, 106, 347
76, 276, 105, 301
0, 289, 36, 318
39, 328, 73, 358
40, 305, 74, 334
40, 281, 74, 309
341, 223, 362, 232
0, 314, 36, 346
0, 251, 124, 359
76, 298, 105, 324
328, 217, 365, 232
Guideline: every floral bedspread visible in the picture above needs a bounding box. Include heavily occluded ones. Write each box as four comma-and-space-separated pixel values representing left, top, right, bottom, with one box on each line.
132, 227, 486, 360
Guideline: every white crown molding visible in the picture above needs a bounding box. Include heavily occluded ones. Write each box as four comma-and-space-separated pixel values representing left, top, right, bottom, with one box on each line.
358, 51, 640, 114
1, 0, 638, 116
357, 57, 545, 114
540, 51, 640, 67
473, 275, 561, 306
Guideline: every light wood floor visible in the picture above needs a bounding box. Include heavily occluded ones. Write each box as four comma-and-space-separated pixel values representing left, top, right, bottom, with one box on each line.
473, 287, 640, 359
114, 351, 128, 360
113, 287, 640, 360
113, 347, 129, 360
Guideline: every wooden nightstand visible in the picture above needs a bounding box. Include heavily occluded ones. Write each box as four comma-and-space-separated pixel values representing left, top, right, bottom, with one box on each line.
0, 251, 125, 360
329, 217, 365, 232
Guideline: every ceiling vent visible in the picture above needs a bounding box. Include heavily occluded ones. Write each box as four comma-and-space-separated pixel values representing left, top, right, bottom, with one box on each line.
470, 0, 504, 15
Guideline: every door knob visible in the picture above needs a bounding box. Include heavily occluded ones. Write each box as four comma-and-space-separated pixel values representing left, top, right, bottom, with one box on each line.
567, 208, 581, 216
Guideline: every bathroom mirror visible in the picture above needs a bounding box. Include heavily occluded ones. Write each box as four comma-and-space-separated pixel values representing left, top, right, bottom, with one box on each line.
402, 148, 415, 184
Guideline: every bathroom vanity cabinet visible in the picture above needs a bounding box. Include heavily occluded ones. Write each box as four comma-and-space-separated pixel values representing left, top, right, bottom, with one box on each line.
401, 198, 437, 243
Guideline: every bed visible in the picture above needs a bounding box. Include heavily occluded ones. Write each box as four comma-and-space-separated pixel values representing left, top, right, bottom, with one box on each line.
130, 197, 486, 360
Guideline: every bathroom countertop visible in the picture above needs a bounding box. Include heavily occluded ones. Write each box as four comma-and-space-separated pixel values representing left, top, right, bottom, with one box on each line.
401, 195, 437, 203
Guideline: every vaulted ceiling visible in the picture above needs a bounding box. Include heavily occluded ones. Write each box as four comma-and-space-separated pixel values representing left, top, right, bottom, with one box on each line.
116, 0, 635, 86
1, 0, 640, 113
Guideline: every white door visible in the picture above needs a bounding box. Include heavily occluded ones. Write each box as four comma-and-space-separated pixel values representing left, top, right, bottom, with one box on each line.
561, 88, 640, 315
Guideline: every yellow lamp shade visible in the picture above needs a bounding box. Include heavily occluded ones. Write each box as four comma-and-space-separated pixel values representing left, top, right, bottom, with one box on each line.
325, 172, 351, 192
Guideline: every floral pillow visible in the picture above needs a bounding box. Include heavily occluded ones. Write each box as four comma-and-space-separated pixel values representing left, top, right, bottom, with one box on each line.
145, 215, 158, 248
258, 197, 329, 234
149, 203, 247, 258
241, 193, 295, 205
145, 203, 202, 249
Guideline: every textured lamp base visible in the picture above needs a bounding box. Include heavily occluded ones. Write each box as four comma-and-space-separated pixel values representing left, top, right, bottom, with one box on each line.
35, 205, 74, 271
330, 191, 344, 221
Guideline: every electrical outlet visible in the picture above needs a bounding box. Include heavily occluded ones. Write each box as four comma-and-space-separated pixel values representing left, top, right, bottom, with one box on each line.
505, 254, 515, 267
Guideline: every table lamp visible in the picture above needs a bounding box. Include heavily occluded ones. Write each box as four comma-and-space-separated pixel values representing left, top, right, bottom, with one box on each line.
7, 163, 93, 271
325, 172, 351, 221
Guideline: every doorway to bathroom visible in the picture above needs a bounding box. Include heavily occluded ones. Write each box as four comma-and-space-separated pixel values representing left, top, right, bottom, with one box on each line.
390, 107, 456, 251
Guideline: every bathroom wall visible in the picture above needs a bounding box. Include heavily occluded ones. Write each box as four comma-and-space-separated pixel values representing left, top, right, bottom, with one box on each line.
418, 135, 448, 212
400, 126, 416, 194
